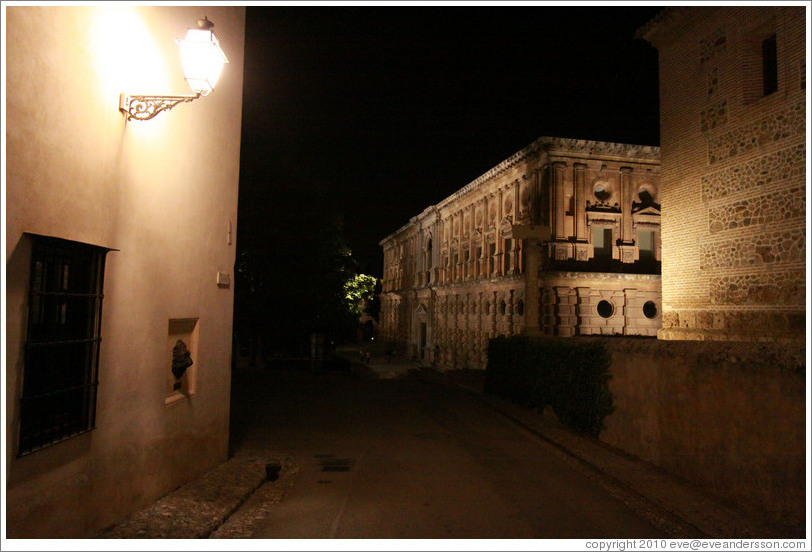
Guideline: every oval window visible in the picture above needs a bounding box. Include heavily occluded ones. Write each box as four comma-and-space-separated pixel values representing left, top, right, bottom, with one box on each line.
597, 300, 614, 318
638, 188, 655, 204
594, 184, 611, 201
643, 301, 658, 319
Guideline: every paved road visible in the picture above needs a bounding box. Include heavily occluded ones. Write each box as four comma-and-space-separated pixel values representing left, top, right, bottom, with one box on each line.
227, 362, 670, 539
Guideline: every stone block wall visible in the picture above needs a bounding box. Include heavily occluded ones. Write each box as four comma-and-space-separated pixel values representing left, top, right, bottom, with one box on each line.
541, 273, 662, 338
641, 6, 806, 342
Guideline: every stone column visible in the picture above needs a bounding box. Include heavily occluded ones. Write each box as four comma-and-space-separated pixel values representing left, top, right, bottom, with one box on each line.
467, 205, 474, 280
495, 189, 503, 276
620, 167, 634, 244
523, 240, 542, 334
574, 163, 590, 261
552, 162, 567, 240
619, 167, 636, 263
574, 163, 587, 241
491, 290, 498, 337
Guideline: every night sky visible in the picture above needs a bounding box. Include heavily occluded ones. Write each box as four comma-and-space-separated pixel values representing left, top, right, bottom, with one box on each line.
237, 5, 663, 278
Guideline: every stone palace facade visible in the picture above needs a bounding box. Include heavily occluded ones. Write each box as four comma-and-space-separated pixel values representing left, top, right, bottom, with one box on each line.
379, 137, 662, 369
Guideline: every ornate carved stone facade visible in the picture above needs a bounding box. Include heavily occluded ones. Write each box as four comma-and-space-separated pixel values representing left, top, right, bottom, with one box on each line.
380, 137, 662, 369
639, 6, 805, 342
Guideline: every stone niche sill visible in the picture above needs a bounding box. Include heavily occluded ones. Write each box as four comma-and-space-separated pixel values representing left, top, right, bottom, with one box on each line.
165, 390, 195, 407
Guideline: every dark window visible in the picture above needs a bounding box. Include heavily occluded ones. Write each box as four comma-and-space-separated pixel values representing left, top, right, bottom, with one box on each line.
19, 236, 109, 455
593, 228, 613, 259
643, 301, 658, 319
638, 231, 656, 261
762, 34, 778, 96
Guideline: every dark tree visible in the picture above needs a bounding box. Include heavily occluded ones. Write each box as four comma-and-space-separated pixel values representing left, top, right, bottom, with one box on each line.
234, 175, 361, 362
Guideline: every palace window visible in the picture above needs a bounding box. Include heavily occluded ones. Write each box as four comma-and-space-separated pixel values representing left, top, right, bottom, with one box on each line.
18, 235, 109, 455
638, 230, 656, 261
593, 227, 613, 260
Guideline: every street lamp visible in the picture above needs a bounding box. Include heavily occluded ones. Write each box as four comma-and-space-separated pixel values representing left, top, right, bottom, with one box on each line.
120, 17, 229, 121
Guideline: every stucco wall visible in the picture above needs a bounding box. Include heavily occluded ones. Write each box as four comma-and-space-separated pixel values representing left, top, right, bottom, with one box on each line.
601, 339, 806, 529
5, 6, 245, 537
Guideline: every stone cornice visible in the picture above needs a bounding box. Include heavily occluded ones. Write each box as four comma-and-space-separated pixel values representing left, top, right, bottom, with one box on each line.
381, 136, 660, 244
436, 136, 659, 211
635, 7, 702, 48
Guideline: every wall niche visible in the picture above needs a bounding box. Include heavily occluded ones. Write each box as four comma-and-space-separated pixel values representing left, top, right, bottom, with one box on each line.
165, 318, 199, 405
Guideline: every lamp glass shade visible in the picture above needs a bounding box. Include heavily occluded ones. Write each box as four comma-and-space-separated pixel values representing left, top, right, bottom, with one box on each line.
178, 28, 228, 95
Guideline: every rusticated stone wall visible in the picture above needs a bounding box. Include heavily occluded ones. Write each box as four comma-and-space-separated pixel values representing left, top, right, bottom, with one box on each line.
706, 101, 805, 164
700, 143, 805, 202
710, 271, 805, 306
639, 6, 806, 342
700, 227, 806, 269
708, 187, 805, 233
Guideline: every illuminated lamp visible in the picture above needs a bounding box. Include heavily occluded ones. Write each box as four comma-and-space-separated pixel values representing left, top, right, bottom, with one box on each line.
120, 17, 229, 121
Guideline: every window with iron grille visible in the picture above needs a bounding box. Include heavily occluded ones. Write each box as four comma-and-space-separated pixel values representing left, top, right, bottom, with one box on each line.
18, 235, 110, 456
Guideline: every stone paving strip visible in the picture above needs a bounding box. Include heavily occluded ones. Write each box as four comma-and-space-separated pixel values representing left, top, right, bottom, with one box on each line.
210, 454, 301, 538
101, 453, 284, 538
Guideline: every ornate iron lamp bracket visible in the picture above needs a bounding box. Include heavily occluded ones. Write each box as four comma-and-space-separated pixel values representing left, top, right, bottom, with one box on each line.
119, 93, 201, 121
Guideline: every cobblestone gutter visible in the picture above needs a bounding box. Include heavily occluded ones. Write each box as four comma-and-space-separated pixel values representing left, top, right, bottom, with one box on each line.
100, 453, 293, 539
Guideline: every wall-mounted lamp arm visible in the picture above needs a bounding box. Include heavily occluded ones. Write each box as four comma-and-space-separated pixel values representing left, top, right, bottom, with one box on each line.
120, 93, 201, 121
119, 17, 226, 122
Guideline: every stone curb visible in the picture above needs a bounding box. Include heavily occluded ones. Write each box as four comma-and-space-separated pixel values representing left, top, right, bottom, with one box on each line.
100, 454, 271, 539
418, 368, 797, 539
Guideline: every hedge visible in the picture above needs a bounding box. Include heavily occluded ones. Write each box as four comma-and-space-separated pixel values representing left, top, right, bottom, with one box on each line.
483, 335, 614, 437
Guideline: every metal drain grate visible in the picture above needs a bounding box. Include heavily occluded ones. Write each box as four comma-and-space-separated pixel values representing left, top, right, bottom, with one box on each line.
318, 457, 354, 472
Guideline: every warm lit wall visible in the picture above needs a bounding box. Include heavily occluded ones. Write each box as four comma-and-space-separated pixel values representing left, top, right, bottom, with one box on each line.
602, 339, 806, 532
640, 6, 806, 342
5, 5, 246, 537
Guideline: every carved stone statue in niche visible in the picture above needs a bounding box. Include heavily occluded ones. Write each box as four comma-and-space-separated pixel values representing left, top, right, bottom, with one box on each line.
172, 339, 193, 380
